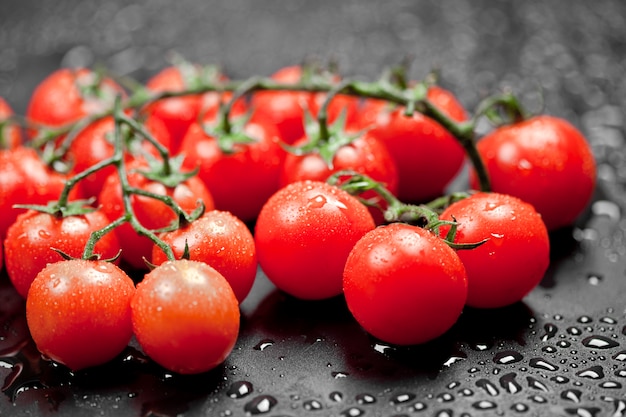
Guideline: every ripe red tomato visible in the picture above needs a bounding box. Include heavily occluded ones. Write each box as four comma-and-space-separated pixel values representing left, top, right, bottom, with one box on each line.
279, 131, 399, 195
470, 115, 597, 231
0, 97, 22, 149
255, 180, 375, 300
26, 259, 135, 371
179, 112, 284, 223
439, 192, 550, 309
0, 147, 82, 239
4, 208, 121, 299
144, 65, 242, 154
25, 67, 124, 139
343, 222, 467, 346
131, 259, 240, 374
361, 86, 469, 203
68, 114, 172, 199
151, 210, 257, 303
98, 159, 215, 270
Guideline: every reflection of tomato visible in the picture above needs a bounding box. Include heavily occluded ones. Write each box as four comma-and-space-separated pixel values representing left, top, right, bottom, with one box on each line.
5, 208, 121, 299
343, 223, 468, 345
180, 112, 284, 223
151, 210, 257, 303
360, 86, 469, 203
470, 115, 597, 231
0, 98, 22, 149
132, 259, 240, 374
99, 159, 215, 270
26, 259, 135, 371
255, 180, 375, 300
25, 68, 124, 140
439, 192, 550, 309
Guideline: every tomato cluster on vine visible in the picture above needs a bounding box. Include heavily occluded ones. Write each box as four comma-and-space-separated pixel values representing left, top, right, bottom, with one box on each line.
0, 59, 597, 375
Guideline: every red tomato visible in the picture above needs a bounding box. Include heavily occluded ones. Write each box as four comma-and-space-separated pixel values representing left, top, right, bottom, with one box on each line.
279, 131, 399, 195
343, 223, 468, 345
68, 114, 172, 199
439, 192, 550, 309
363, 86, 469, 203
151, 210, 257, 303
4, 208, 121, 299
0, 97, 22, 149
255, 180, 375, 300
144, 65, 242, 154
179, 112, 284, 223
26, 259, 135, 371
98, 159, 215, 270
131, 259, 240, 374
25, 67, 124, 140
470, 115, 597, 231
0, 147, 81, 239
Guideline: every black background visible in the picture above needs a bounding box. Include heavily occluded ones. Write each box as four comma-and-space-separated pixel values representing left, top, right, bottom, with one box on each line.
2, 1, 626, 416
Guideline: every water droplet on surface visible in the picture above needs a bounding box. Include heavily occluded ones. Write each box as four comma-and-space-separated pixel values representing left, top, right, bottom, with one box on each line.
303, 399, 323, 411
591, 200, 621, 221
244, 395, 277, 415
561, 389, 582, 403
493, 350, 524, 365
500, 373, 522, 394
355, 393, 376, 405
332, 371, 349, 379
329, 391, 344, 402
567, 326, 582, 336
253, 339, 275, 351
599, 380, 622, 389
529, 358, 559, 371
527, 376, 550, 392
226, 380, 253, 399
472, 400, 497, 410
541, 323, 558, 341
511, 402, 529, 413
411, 401, 427, 411
613, 351, 626, 362
390, 392, 416, 404
576, 365, 605, 379
582, 335, 619, 349
436, 392, 454, 403
587, 273, 604, 285
563, 406, 601, 417
476, 379, 499, 396
550, 375, 570, 384
339, 406, 365, 417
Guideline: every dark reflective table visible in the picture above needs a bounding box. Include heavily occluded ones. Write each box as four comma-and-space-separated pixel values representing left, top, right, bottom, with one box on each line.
2, 1, 626, 415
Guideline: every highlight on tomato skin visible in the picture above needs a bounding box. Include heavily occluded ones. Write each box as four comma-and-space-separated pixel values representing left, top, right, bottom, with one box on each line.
439, 191, 550, 309
25, 259, 136, 372
131, 259, 240, 375
343, 222, 468, 346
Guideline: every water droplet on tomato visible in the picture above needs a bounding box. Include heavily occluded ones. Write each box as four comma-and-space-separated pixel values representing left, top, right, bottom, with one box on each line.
38, 229, 51, 239
308, 194, 327, 209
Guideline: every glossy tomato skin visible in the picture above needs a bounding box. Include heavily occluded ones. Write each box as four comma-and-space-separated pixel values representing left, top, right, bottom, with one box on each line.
25, 68, 124, 138
4, 209, 121, 299
69, 115, 172, 200
470, 115, 597, 231
180, 114, 284, 223
98, 159, 215, 270
0, 97, 22, 149
343, 223, 468, 346
439, 192, 550, 309
26, 259, 135, 371
0, 147, 82, 239
362, 86, 468, 203
131, 259, 240, 374
255, 180, 376, 300
279, 132, 399, 195
151, 210, 257, 303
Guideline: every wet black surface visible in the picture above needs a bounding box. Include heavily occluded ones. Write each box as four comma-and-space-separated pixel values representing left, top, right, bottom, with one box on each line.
2, 0, 626, 416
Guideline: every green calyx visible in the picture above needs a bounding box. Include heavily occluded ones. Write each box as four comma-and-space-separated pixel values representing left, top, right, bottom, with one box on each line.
14, 198, 97, 218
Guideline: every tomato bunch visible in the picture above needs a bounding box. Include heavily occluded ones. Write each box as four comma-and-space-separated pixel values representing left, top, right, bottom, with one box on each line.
0, 58, 597, 374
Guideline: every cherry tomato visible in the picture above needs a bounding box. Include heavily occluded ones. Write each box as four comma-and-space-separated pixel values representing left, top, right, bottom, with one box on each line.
255, 180, 375, 300
98, 159, 215, 270
144, 65, 242, 154
68, 114, 172, 199
131, 259, 240, 374
25, 67, 124, 140
26, 259, 135, 371
362, 86, 469, 203
179, 111, 284, 223
0, 97, 22, 149
470, 115, 597, 231
439, 192, 550, 309
151, 210, 257, 303
343, 222, 468, 345
279, 131, 399, 195
4, 208, 121, 299
0, 147, 81, 239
